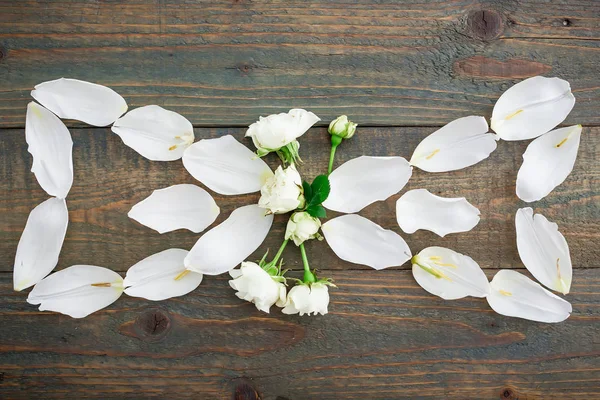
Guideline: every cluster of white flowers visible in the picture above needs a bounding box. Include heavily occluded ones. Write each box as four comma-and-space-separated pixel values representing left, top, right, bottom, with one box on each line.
13, 76, 581, 323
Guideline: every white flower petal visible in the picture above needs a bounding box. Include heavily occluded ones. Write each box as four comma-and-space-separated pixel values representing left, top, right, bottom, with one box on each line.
246, 109, 320, 151
27, 265, 124, 318
515, 208, 572, 294
184, 205, 274, 275
412, 246, 490, 300
25, 102, 73, 199
128, 184, 219, 234
396, 189, 480, 237
322, 214, 411, 270
491, 76, 575, 141
323, 156, 412, 213
31, 78, 127, 127
516, 125, 582, 202
182, 135, 274, 195
14, 197, 69, 291
409, 116, 497, 172
487, 270, 572, 323
124, 248, 202, 301
111, 105, 194, 161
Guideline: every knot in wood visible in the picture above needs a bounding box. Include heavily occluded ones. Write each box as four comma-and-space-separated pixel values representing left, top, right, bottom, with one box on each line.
466, 10, 504, 41
135, 308, 171, 341
234, 382, 261, 400
500, 387, 518, 400
0, 46, 6, 62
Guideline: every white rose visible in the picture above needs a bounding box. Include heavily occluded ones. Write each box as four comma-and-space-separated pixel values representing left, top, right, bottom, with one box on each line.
281, 283, 329, 316
258, 164, 305, 214
245, 109, 320, 154
285, 212, 322, 246
229, 262, 287, 313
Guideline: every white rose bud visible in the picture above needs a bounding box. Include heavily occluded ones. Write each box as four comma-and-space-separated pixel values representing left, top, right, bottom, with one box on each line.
328, 115, 357, 139
258, 164, 305, 214
245, 109, 320, 156
229, 261, 287, 313
281, 283, 330, 316
285, 212, 322, 246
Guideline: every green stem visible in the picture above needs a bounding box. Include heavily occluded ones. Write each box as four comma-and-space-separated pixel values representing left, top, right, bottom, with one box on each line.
328, 135, 343, 175
299, 243, 316, 283
271, 239, 289, 266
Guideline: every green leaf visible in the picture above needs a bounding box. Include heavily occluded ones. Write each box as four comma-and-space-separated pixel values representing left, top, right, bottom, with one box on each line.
302, 181, 313, 203
308, 175, 330, 206
306, 205, 327, 218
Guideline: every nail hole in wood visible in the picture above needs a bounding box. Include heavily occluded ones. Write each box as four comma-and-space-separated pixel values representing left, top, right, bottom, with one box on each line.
135, 308, 171, 341
234, 382, 261, 400
0, 372, 4, 383
501, 387, 517, 399
466, 10, 504, 41
562, 18, 572, 27
0, 46, 6, 62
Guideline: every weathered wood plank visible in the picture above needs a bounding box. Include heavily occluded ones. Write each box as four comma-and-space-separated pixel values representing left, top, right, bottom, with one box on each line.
1, 126, 598, 273
0, 268, 598, 399
0, 0, 599, 127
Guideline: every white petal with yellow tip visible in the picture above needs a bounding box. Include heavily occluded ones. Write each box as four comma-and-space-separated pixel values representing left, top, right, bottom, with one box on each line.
27, 265, 124, 319
111, 105, 194, 161
411, 246, 490, 300
487, 270, 572, 323
25, 102, 73, 199
322, 214, 412, 270
182, 135, 274, 195
491, 76, 575, 141
128, 184, 219, 234
31, 78, 127, 127
515, 208, 572, 294
516, 125, 582, 202
124, 248, 202, 301
409, 116, 497, 172
14, 197, 69, 292
184, 205, 274, 275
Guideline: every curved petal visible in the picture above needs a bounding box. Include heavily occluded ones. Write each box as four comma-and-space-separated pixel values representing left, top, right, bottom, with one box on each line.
487, 270, 572, 323
323, 156, 412, 213
27, 265, 124, 318
184, 204, 274, 275
31, 78, 127, 127
396, 189, 480, 237
14, 197, 69, 291
491, 76, 575, 141
515, 208, 572, 294
410, 116, 497, 172
412, 246, 490, 300
245, 109, 320, 151
25, 102, 73, 199
322, 214, 411, 270
124, 248, 202, 301
182, 135, 273, 195
128, 184, 219, 234
516, 125, 582, 202
111, 105, 194, 161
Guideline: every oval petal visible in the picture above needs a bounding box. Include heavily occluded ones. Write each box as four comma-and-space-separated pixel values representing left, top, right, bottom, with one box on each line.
396, 189, 480, 237
128, 184, 219, 234
516, 125, 582, 202
491, 76, 575, 141
182, 135, 274, 195
323, 156, 412, 213
184, 204, 274, 275
487, 270, 572, 323
322, 214, 412, 270
124, 248, 202, 301
515, 208, 572, 294
410, 116, 497, 172
14, 197, 69, 291
25, 102, 73, 199
27, 265, 124, 319
412, 246, 490, 300
111, 105, 194, 161
31, 78, 127, 127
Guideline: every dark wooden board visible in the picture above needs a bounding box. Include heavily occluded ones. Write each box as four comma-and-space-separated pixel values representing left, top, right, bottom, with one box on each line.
0, 0, 599, 127
1, 127, 598, 273
0, 269, 598, 399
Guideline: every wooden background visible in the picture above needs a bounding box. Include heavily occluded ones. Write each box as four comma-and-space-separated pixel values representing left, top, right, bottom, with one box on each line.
1, 1, 599, 399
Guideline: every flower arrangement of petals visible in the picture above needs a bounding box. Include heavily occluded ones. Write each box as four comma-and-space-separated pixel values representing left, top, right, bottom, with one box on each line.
13, 75, 581, 323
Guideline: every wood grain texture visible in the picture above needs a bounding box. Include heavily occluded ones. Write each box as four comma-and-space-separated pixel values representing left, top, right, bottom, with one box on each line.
0, 269, 598, 399
1, 126, 598, 273
0, 0, 599, 127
